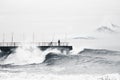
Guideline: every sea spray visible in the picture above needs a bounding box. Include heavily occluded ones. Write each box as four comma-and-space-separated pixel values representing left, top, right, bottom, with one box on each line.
0, 42, 65, 65
1, 43, 47, 65
4, 46, 45, 65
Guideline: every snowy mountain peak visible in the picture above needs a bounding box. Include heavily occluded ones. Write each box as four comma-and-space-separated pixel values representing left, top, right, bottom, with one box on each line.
111, 24, 120, 28
96, 26, 115, 33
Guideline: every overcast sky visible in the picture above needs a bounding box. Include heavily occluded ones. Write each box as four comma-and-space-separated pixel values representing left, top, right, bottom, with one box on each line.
0, 0, 120, 41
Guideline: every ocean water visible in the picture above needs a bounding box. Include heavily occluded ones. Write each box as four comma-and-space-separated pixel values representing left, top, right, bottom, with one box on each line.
0, 45, 120, 80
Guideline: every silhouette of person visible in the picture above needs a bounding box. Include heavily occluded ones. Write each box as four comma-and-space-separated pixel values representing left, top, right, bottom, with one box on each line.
58, 40, 60, 46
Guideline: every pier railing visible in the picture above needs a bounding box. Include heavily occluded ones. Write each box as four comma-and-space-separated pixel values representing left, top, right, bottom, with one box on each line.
0, 42, 69, 46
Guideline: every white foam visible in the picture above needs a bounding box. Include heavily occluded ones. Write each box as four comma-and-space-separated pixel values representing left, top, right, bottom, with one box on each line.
2, 43, 47, 65
0, 72, 119, 80
0, 42, 68, 65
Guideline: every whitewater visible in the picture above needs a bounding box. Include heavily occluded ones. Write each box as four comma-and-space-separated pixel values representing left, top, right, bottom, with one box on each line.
0, 43, 120, 80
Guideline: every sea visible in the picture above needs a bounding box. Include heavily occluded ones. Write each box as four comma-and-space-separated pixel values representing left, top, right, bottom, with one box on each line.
0, 44, 120, 80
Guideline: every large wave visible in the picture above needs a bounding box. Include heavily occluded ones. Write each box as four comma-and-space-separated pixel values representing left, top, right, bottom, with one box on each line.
0, 46, 47, 65
0, 43, 63, 65
0, 45, 120, 74
42, 48, 120, 74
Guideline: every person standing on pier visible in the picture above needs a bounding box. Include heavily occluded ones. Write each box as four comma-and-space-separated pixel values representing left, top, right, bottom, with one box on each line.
58, 40, 60, 46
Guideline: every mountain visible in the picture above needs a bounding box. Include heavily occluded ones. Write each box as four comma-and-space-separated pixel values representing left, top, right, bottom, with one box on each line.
111, 24, 120, 28
96, 26, 115, 33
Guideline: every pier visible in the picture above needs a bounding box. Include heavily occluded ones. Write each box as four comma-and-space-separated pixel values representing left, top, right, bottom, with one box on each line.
0, 42, 69, 46
0, 33, 72, 54
0, 42, 73, 54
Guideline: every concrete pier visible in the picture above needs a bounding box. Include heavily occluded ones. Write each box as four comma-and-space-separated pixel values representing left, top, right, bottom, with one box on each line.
0, 42, 73, 54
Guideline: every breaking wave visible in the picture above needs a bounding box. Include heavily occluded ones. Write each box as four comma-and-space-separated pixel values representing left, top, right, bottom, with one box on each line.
0, 45, 120, 74
0, 45, 62, 65
0, 45, 120, 80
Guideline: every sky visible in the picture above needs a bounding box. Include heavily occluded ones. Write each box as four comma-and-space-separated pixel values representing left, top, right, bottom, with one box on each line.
0, 0, 120, 42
